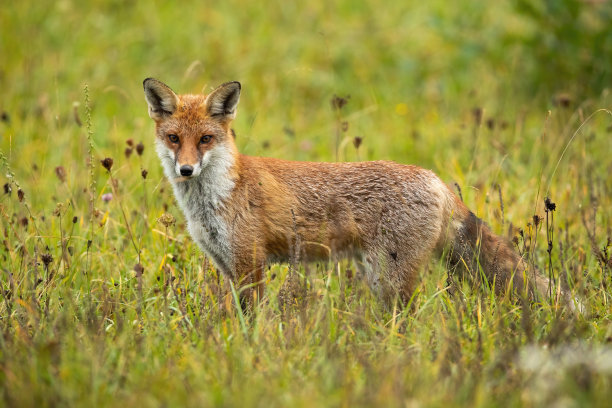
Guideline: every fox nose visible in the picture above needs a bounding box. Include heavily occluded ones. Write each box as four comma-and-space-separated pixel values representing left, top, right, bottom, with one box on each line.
179, 165, 194, 177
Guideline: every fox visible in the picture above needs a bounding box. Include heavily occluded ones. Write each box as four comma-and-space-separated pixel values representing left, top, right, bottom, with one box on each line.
143, 78, 580, 311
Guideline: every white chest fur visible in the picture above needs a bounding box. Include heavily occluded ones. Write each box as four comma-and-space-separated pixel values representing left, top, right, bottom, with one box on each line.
156, 140, 237, 277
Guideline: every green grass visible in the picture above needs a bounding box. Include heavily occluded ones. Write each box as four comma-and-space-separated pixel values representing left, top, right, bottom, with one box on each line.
1, 0, 611, 406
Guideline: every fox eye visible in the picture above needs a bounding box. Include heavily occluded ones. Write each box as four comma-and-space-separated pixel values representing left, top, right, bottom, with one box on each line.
200, 135, 213, 144
167, 134, 179, 144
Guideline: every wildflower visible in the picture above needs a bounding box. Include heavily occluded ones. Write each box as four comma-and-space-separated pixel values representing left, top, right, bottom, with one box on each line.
158, 213, 176, 228
101, 193, 113, 202
101, 157, 114, 172
331, 94, 350, 110
472, 107, 483, 125
395, 103, 408, 116
55, 166, 66, 182
472, 107, 482, 125
41, 253, 53, 268
553, 93, 572, 108
53, 202, 65, 216
533, 215, 542, 227
133, 263, 144, 277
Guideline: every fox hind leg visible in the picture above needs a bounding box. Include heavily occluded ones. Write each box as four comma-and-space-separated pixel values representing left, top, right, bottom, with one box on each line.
356, 249, 422, 308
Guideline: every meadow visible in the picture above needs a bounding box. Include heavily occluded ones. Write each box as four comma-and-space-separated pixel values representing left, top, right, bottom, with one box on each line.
1, 0, 611, 406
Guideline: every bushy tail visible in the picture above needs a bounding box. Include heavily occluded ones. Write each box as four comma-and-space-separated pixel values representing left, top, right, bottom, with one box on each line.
447, 205, 583, 312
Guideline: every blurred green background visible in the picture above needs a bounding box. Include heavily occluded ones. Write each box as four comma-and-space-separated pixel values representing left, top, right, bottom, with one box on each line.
1, 1, 611, 407
2, 0, 611, 192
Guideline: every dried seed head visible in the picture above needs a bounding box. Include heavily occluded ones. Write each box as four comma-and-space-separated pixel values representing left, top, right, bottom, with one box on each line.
544, 197, 556, 212
53, 202, 65, 217
3, 183, 11, 195
353, 136, 362, 149
20, 217, 28, 227
136, 142, 144, 156
101, 157, 114, 172
553, 93, 572, 108
133, 263, 144, 277
17, 189, 24, 202
141, 169, 148, 179
330, 94, 350, 110
41, 253, 53, 268
472, 107, 483, 125
486, 118, 495, 130
158, 213, 176, 228
124, 147, 133, 159
72, 216, 78, 224
55, 166, 67, 182
1, 111, 10, 124
126, 139, 134, 147
533, 215, 542, 227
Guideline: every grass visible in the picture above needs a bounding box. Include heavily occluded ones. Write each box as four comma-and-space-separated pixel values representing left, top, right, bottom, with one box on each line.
1, 0, 611, 406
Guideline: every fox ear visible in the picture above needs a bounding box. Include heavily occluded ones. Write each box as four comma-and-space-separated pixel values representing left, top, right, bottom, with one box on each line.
143, 78, 179, 120
205, 81, 241, 120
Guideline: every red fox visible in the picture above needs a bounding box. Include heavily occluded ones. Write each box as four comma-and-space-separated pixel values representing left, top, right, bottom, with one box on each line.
143, 78, 579, 311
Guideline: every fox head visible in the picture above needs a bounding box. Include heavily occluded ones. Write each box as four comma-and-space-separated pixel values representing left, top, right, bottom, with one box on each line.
143, 78, 240, 179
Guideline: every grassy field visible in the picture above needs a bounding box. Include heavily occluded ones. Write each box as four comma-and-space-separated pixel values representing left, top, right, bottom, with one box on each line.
1, 0, 611, 406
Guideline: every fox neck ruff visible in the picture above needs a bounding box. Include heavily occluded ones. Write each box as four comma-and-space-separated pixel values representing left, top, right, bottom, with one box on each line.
156, 139, 237, 276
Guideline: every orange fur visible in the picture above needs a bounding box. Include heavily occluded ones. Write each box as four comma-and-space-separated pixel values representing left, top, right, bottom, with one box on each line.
144, 78, 580, 311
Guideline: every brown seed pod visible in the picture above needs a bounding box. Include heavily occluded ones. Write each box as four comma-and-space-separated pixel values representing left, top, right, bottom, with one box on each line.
101, 157, 114, 172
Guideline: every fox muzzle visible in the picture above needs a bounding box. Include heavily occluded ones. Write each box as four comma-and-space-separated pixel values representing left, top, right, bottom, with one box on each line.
180, 165, 194, 177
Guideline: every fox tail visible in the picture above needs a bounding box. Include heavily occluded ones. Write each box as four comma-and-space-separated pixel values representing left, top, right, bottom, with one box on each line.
445, 200, 583, 313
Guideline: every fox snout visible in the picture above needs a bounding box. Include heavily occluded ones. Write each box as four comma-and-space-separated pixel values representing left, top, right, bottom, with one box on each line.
180, 165, 194, 177
174, 160, 202, 178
